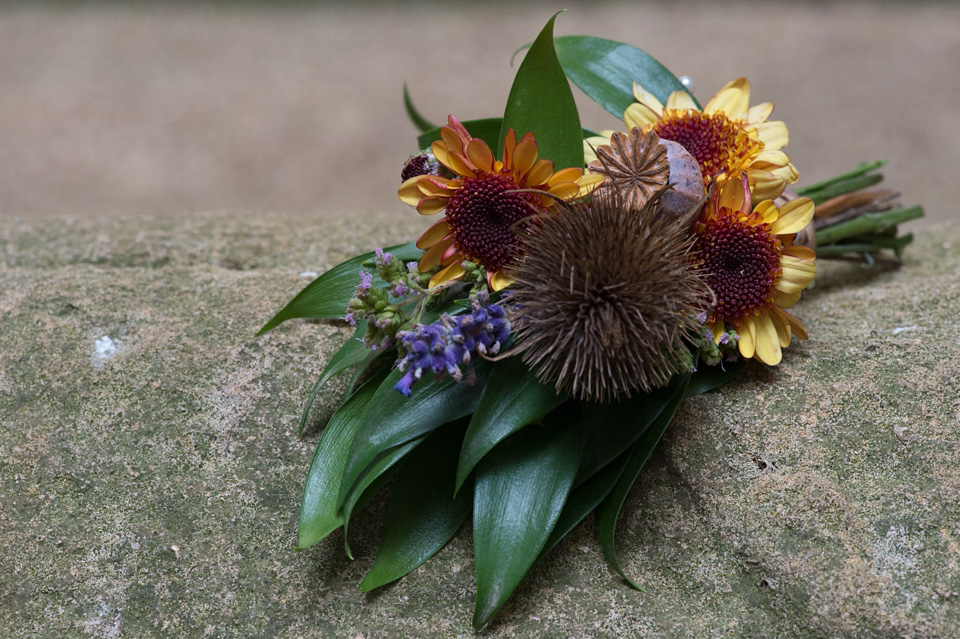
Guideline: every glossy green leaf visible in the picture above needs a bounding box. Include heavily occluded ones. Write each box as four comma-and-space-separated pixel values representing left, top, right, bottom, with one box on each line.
337, 361, 493, 511
360, 420, 472, 591
472, 419, 582, 629
684, 358, 747, 398
554, 35, 698, 120
416, 118, 503, 154
499, 12, 584, 171
297, 370, 388, 551
455, 357, 567, 493
298, 322, 370, 435
342, 436, 427, 560
403, 82, 437, 134
257, 241, 421, 334
539, 449, 630, 559
595, 374, 689, 590
575, 374, 688, 487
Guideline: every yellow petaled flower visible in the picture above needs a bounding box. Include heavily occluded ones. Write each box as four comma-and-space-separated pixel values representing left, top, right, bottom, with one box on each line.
399, 116, 602, 291
695, 174, 816, 365
616, 78, 798, 201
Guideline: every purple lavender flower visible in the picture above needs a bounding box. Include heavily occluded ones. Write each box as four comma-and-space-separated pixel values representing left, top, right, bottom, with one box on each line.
358, 271, 373, 292
395, 323, 463, 396
394, 293, 510, 397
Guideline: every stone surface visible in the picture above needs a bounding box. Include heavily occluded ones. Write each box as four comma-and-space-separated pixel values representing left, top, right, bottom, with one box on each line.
1, 212, 958, 638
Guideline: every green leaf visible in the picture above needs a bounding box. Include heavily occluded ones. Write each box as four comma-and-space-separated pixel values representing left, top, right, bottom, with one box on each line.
455, 357, 567, 493
257, 241, 422, 334
342, 436, 427, 560
416, 118, 503, 154
575, 374, 689, 487
298, 321, 370, 435
297, 369, 388, 551
553, 35, 699, 120
403, 83, 437, 134
499, 12, 584, 171
337, 361, 493, 513
539, 449, 630, 559
684, 358, 747, 398
472, 418, 582, 629
595, 373, 689, 590
360, 420, 472, 591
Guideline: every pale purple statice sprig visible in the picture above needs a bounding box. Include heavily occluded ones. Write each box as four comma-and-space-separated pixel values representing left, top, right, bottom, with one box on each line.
394, 293, 510, 397
345, 249, 432, 350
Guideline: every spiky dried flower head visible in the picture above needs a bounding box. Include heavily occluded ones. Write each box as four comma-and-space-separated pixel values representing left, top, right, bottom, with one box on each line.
503, 189, 712, 402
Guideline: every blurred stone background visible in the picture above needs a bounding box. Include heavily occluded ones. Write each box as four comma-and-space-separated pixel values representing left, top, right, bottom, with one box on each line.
0, 1, 957, 225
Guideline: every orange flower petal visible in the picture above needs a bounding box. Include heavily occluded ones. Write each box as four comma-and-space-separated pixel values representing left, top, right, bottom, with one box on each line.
512, 138, 539, 175
416, 218, 452, 248
416, 196, 448, 216
419, 236, 455, 270
466, 139, 495, 173
524, 159, 555, 187
428, 260, 466, 288
488, 270, 514, 292
446, 152, 476, 179
399, 176, 427, 206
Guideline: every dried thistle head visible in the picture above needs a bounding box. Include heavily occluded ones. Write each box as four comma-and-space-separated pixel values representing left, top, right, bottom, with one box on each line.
588, 128, 669, 210
503, 189, 711, 402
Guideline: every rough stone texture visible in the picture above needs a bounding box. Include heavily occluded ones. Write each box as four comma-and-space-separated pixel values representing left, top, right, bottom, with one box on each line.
1, 212, 958, 638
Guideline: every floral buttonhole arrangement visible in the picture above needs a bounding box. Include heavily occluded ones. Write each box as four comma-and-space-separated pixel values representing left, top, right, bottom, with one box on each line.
258, 12, 924, 630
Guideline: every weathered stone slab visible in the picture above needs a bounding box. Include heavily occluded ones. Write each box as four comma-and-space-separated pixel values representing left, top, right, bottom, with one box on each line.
1, 213, 957, 638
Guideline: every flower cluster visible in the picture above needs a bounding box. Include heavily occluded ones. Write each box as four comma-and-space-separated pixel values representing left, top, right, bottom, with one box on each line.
394, 293, 510, 396
345, 248, 429, 350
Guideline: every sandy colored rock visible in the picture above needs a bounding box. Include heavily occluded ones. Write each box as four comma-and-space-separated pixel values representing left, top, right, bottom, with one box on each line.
1, 211, 957, 638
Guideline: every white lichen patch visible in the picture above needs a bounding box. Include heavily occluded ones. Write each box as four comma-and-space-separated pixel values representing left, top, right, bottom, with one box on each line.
93, 335, 120, 369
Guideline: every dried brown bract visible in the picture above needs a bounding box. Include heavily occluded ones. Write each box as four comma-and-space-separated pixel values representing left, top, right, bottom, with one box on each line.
588, 128, 670, 211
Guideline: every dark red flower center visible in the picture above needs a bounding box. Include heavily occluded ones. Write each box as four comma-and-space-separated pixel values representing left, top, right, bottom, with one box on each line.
446, 173, 541, 272
654, 111, 762, 184
696, 214, 782, 322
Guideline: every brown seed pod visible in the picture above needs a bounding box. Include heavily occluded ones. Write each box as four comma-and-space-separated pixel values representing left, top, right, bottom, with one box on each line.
503, 189, 711, 402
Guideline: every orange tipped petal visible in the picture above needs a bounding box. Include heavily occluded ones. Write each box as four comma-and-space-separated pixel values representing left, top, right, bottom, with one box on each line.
466, 139, 495, 173
418, 236, 455, 269
417, 218, 452, 248
416, 196, 448, 216
512, 138, 539, 175
524, 159, 555, 187
428, 260, 466, 288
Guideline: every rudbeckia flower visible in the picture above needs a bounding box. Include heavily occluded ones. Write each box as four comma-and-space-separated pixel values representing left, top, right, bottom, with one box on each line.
399, 116, 602, 291
588, 78, 798, 202
695, 174, 816, 365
